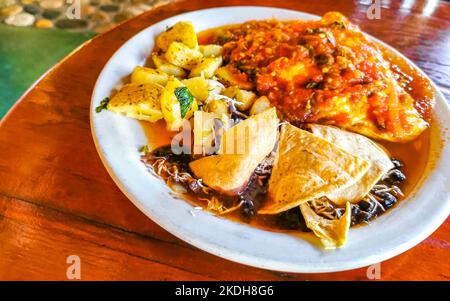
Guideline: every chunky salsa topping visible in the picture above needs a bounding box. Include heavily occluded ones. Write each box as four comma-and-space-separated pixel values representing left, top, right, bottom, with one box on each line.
203, 12, 434, 142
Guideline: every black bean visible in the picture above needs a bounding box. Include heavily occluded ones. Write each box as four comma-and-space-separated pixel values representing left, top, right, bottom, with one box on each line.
387, 169, 407, 184
375, 191, 397, 208
240, 198, 255, 218
351, 206, 371, 225
188, 180, 202, 193
359, 200, 375, 213
276, 208, 309, 231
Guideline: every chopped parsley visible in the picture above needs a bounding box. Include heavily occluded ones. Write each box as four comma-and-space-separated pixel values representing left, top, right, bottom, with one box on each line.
174, 87, 194, 118
95, 97, 110, 113
139, 145, 150, 155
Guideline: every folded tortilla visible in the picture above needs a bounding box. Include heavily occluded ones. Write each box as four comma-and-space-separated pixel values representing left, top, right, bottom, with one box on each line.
258, 124, 370, 214
310, 124, 394, 205
189, 154, 261, 194
190, 108, 278, 195
219, 107, 278, 156
300, 201, 352, 249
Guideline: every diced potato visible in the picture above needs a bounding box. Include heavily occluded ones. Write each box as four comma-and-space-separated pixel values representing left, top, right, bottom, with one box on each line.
131, 66, 169, 86
205, 99, 229, 116
152, 54, 186, 78
165, 42, 203, 69
160, 77, 198, 131
199, 44, 223, 58
182, 77, 210, 102
214, 65, 253, 90
250, 96, 272, 115
189, 57, 223, 78
235, 89, 257, 111
221, 86, 240, 99
107, 83, 163, 122
156, 21, 198, 51
222, 86, 257, 111
160, 77, 184, 131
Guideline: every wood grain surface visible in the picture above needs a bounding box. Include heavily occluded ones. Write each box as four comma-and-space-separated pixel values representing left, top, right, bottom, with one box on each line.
0, 0, 449, 280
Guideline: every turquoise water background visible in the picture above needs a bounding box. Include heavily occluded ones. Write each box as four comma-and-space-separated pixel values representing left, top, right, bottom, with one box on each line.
0, 24, 94, 118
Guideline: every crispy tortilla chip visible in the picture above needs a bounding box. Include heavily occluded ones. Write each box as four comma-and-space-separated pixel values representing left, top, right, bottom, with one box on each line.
189, 155, 261, 195
300, 201, 351, 249
219, 107, 278, 156
190, 108, 279, 195
259, 124, 370, 214
310, 124, 394, 205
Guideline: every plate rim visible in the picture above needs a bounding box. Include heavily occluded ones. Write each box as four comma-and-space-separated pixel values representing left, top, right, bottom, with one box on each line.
90, 6, 450, 273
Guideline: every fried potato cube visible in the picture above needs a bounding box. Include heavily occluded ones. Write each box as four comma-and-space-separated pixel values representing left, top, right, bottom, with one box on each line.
221, 86, 239, 97
131, 66, 169, 86
214, 65, 253, 90
152, 54, 187, 78
205, 99, 229, 116
107, 83, 163, 122
189, 57, 223, 78
235, 89, 257, 111
250, 96, 272, 115
161, 77, 183, 131
199, 44, 223, 58
165, 42, 203, 70
223, 86, 257, 111
182, 77, 210, 102
156, 21, 198, 51
161, 77, 197, 131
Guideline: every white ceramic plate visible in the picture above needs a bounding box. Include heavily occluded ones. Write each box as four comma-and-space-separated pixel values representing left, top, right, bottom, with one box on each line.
91, 6, 450, 273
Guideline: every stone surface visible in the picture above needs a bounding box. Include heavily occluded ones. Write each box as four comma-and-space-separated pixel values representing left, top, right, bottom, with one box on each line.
87, 11, 109, 23
5, 12, 35, 26
2, 0, 174, 32
41, 9, 60, 19
35, 18, 53, 28
81, 4, 95, 16
0, 0, 16, 9
39, 0, 63, 10
113, 12, 131, 23
99, 4, 119, 13
1, 5, 23, 17
23, 4, 40, 15
55, 18, 88, 29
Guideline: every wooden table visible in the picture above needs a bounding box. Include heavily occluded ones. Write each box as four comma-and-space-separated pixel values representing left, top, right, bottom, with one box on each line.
0, 0, 449, 280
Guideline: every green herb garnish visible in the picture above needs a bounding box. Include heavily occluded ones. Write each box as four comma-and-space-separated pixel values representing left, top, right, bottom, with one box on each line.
174, 87, 194, 118
95, 97, 110, 113
139, 145, 150, 155
306, 81, 319, 89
